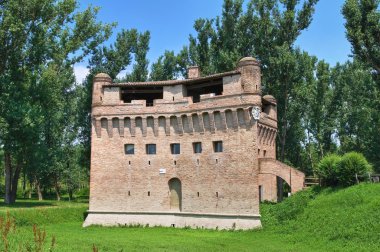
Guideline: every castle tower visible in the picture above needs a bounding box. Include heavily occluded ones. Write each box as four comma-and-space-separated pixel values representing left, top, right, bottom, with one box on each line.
238, 57, 261, 94
84, 57, 305, 229
92, 73, 112, 107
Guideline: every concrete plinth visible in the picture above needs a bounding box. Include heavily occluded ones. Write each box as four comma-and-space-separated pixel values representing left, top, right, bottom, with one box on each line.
83, 211, 261, 230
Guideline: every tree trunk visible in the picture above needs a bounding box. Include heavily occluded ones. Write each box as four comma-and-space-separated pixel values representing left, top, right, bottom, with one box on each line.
35, 177, 43, 201
280, 78, 289, 162
68, 189, 73, 201
54, 177, 61, 201
306, 128, 314, 173
10, 161, 22, 203
4, 152, 12, 204
28, 184, 32, 199
23, 171, 26, 198
4, 152, 22, 204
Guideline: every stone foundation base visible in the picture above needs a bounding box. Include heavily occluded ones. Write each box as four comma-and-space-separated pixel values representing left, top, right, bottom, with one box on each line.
83, 211, 261, 230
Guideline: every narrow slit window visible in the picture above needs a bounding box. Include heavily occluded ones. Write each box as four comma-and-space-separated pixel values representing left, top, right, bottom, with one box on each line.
170, 143, 180, 155
125, 144, 135, 155
213, 141, 223, 153
193, 142, 202, 153
146, 144, 156, 155
148, 191, 150, 196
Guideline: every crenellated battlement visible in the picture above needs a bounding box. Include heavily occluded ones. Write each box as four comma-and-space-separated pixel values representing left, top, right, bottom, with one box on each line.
92, 107, 255, 138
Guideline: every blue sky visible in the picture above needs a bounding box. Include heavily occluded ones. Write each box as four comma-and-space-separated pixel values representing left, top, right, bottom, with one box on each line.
74, 0, 351, 82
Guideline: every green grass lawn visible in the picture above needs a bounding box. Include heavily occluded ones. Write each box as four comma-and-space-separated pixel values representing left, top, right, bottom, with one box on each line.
1, 183, 380, 251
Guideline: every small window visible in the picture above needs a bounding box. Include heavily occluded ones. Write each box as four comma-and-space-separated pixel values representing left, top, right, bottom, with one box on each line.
213, 141, 223, 153
263, 150, 267, 157
170, 143, 180, 155
146, 144, 156, 155
193, 142, 202, 153
125, 144, 135, 155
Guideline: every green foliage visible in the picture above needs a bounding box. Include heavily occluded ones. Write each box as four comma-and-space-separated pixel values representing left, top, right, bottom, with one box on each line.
77, 28, 149, 175
125, 31, 151, 82
315, 152, 373, 187
331, 61, 380, 170
260, 187, 321, 227
343, 0, 380, 74
150, 50, 180, 81
2, 184, 380, 251
164, 0, 320, 171
0, 0, 113, 203
314, 154, 341, 186
262, 183, 380, 250
336, 152, 373, 186
88, 29, 135, 79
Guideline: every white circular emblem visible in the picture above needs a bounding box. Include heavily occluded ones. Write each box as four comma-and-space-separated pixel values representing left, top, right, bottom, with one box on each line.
251, 106, 261, 120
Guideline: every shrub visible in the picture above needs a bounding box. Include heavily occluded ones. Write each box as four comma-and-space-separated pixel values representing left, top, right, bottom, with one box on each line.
336, 152, 373, 186
315, 152, 373, 187
314, 154, 341, 186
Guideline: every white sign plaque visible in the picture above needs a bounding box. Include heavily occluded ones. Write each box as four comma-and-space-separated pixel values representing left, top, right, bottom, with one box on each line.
159, 168, 166, 174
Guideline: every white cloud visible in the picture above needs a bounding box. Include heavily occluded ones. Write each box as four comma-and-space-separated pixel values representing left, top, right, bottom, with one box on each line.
74, 64, 89, 84
116, 69, 128, 80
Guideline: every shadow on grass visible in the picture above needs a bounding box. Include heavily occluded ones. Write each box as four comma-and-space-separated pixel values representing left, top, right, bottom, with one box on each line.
0, 196, 89, 209
0, 200, 55, 209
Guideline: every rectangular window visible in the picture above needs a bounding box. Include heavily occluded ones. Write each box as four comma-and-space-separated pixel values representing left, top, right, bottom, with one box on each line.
213, 141, 223, 153
125, 144, 135, 155
170, 143, 180, 155
146, 144, 156, 155
193, 142, 202, 153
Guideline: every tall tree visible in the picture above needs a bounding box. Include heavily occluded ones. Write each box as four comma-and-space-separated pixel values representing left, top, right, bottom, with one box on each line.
343, 0, 380, 75
125, 31, 151, 82
308, 61, 333, 158
150, 50, 179, 81
77, 28, 142, 172
0, 0, 112, 204
331, 60, 380, 170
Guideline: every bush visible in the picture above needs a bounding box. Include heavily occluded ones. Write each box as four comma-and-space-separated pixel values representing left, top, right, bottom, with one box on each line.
315, 152, 373, 187
314, 154, 341, 186
336, 152, 373, 186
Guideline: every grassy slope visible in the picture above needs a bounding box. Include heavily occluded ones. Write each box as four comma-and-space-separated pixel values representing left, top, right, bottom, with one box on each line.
1, 183, 380, 251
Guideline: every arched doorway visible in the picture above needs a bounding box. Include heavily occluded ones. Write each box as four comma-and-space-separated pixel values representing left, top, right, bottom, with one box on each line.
276, 176, 291, 202
168, 178, 182, 211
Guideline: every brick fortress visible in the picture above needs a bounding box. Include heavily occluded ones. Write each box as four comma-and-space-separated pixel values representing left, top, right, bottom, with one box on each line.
84, 57, 305, 229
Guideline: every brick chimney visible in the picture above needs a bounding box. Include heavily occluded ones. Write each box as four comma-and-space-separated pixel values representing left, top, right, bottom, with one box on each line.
187, 66, 200, 79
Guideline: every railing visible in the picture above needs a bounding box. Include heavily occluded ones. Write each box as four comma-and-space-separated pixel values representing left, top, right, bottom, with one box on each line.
304, 174, 380, 188
304, 177, 320, 187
